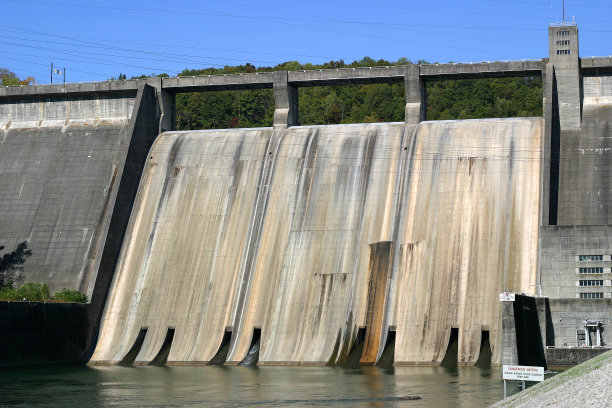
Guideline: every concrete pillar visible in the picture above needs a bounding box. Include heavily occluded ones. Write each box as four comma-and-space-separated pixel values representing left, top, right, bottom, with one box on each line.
159, 90, 175, 133
88, 82, 161, 351
540, 62, 557, 226
548, 24, 580, 225
404, 65, 425, 124
146, 77, 175, 133
548, 24, 581, 130
535, 297, 553, 347
501, 300, 519, 366
272, 71, 298, 129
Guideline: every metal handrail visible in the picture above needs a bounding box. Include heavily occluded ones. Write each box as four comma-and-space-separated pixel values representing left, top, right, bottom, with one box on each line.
550, 21, 577, 27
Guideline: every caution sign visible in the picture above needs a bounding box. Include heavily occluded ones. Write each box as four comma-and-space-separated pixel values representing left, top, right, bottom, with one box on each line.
502, 365, 544, 382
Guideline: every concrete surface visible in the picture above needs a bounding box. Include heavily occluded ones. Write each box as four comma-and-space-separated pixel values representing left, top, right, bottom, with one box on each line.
90, 118, 542, 366
545, 347, 610, 368
0, 95, 135, 295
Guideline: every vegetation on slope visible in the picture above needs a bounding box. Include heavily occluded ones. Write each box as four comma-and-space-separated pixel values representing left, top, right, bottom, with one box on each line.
170, 58, 542, 129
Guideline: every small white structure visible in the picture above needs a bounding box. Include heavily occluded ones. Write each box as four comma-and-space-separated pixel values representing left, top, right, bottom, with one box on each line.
577, 320, 604, 347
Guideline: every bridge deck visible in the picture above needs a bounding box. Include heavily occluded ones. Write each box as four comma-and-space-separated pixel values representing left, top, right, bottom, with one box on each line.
1, 58, 610, 100
581, 57, 612, 75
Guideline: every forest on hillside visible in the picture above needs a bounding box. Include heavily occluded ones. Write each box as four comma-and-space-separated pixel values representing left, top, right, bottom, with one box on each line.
168, 58, 543, 130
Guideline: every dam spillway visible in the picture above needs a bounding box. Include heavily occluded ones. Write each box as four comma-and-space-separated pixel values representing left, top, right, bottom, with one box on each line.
90, 118, 542, 366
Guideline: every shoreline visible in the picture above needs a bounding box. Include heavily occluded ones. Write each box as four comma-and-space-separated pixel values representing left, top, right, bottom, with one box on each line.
492, 350, 612, 407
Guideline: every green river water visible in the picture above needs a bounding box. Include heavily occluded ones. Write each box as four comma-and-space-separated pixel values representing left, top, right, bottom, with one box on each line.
0, 365, 528, 407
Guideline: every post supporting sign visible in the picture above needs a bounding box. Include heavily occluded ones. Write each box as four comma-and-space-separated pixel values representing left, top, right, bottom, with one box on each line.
502, 365, 544, 398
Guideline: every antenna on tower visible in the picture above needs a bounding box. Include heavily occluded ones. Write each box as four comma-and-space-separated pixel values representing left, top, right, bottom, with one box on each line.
563, 0, 565, 23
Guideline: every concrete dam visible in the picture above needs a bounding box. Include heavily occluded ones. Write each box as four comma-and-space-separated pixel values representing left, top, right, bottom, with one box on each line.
90, 118, 541, 366
1, 23, 611, 369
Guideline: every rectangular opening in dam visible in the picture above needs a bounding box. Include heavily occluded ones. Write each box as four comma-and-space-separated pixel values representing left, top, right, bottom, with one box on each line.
207, 330, 232, 366
426, 76, 542, 120
475, 330, 492, 368
149, 328, 175, 366
440, 328, 459, 369
298, 83, 405, 125
118, 328, 148, 366
175, 89, 274, 129
239, 328, 261, 366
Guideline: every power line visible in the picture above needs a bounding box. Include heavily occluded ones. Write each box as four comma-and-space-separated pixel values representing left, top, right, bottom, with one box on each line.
0, 24, 345, 61
3, 0, 545, 31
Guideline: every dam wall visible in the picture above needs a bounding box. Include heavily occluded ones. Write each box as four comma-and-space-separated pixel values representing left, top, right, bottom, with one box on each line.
0, 93, 135, 295
90, 117, 542, 366
0, 82, 162, 369
556, 75, 612, 225
392, 119, 541, 366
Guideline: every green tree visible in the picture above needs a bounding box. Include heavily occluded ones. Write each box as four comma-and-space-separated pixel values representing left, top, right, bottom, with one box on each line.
0, 68, 34, 86
169, 58, 542, 128
0, 241, 32, 288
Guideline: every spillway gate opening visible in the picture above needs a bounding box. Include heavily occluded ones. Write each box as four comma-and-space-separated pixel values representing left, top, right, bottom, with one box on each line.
149, 328, 175, 366
118, 328, 147, 366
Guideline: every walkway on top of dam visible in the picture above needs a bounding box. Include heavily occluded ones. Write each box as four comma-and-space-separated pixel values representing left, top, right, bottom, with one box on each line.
2, 56, 612, 99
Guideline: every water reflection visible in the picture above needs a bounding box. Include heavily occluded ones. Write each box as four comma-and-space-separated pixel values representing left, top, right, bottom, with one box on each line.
0, 365, 516, 407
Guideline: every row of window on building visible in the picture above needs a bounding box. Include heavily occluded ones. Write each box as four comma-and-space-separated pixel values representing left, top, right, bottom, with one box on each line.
580, 292, 604, 299
556, 40, 571, 46
579, 280, 603, 286
579, 267, 604, 274
556, 49, 571, 55
556, 30, 570, 36
579, 255, 604, 261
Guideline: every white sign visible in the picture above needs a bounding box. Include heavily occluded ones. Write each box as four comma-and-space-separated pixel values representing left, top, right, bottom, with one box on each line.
499, 292, 515, 302
502, 365, 544, 382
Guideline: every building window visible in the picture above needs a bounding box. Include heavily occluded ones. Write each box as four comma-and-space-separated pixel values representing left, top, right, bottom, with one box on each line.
557, 30, 570, 36
580, 292, 604, 299
579, 267, 604, 274
579, 255, 603, 261
579, 280, 604, 286
556, 49, 571, 55
556, 40, 570, 46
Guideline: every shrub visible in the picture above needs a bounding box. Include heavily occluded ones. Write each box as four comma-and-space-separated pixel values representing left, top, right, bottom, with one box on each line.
0, 282, 87, 303
52, 288, 88, 303
16, 282, 50, 301
0, 286, 19, 300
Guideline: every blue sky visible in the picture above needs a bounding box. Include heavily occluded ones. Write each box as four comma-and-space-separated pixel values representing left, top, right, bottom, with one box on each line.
2, 0, 612, 84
